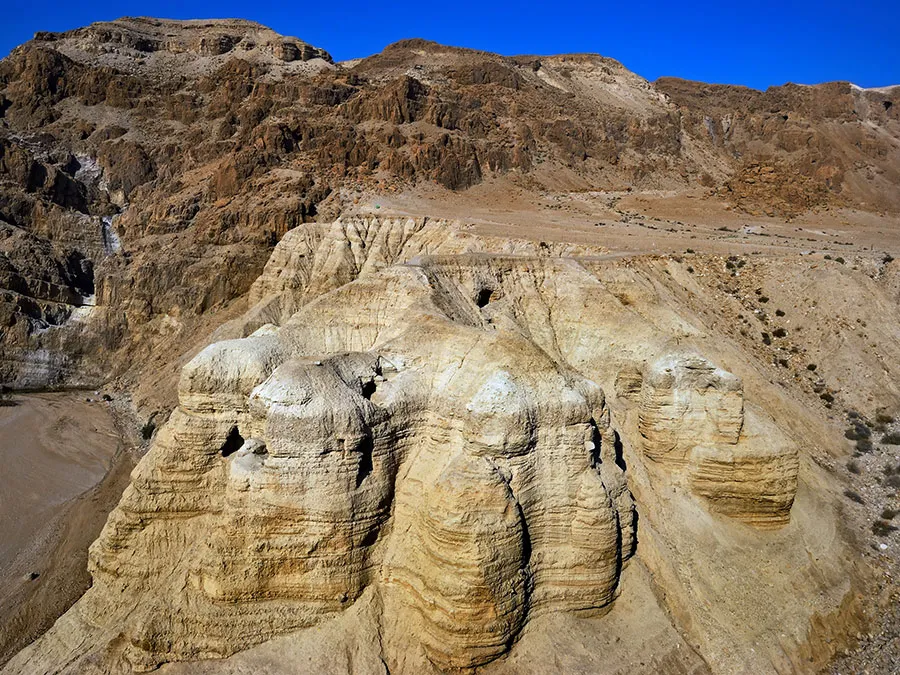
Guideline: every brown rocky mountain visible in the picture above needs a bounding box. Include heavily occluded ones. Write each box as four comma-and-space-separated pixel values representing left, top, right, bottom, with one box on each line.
1, 16, 900, 675
1, 17, 898, 401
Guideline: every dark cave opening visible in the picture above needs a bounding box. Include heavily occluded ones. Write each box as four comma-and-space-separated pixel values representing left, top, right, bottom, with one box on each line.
475, 288, 493, 308
220, 426, 244, 457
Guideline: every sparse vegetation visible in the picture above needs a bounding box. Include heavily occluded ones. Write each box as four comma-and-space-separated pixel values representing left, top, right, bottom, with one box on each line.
775, 309, 785, 317
0, 389, 15, 407
856, 438, 874, 454
882, 432, 900, 446
772, 327, 787, 338
847, 460, 861, 474
807, 363, 817, 371
845, 421, 871, 441
882, 508, 898, 520
872, 520, 898, 536
844, 489, 865, 504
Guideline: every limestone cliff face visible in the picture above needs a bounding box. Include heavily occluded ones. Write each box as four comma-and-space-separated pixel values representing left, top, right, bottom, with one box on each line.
7, 233, 638, 673
2, 218, 828, 675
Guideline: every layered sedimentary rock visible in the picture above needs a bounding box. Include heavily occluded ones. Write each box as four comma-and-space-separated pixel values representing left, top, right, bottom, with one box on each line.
3, 217, 865, 675
2, 17, 898, 395
7, 235, 636, 673
638, 354, 798, 527
639, 354, 744, 463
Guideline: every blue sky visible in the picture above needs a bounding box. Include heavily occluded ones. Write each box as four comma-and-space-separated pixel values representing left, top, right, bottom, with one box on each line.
3, 0, 898, 90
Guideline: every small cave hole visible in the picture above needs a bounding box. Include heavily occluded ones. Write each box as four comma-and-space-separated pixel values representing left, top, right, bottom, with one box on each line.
361, 379, 377, 400
475, 288, 494, 308
220, 426, 244, 457
885, 101, 893, 111
613, 431, 627, 471
355, 436, 374, 488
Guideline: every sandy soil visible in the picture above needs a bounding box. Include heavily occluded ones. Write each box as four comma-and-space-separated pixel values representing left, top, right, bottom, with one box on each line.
0, 392, 135, 665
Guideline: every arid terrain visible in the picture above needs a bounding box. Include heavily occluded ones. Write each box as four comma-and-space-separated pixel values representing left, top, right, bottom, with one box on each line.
0, 16, 898, 675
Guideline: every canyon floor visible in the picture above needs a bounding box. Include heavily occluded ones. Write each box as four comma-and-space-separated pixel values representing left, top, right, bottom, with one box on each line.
0, 392, 137, 665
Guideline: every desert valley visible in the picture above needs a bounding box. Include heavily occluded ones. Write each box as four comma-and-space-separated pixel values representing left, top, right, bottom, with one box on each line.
0, 16, 899, 674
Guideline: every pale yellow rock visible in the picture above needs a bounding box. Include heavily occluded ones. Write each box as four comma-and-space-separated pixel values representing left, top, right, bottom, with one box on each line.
3, 219, 837, 675
636, 353, 798, 527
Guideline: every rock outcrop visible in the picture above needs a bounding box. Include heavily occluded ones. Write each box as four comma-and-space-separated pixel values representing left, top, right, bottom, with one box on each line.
2, 18, 898, 394
638, 354, 798, 527
6, 233, 635, 673
2, 216, 873, 674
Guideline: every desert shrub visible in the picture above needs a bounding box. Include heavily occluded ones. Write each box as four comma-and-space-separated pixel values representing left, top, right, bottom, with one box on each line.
820, 392, 835, 403
885, 474, 900, 489
845, 422, 871, 441
824, 254, 832, 260
835, 257, 846, 264
807, 364, 817, 371
775, 309, 785, 317
882, 508, 898, 520
847, 460, 861, 474
761, 332, 772, 345
844, 489, 865, 504
875, 413, 895, 425
773, 327, 787, 338
872, 520, 898, 536
882, 432, 900, 446
856, 439, 874, 454
759, 296, 769, 303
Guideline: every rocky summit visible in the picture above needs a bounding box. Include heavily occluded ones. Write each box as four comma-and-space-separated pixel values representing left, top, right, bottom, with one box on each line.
1, 16, 900, 675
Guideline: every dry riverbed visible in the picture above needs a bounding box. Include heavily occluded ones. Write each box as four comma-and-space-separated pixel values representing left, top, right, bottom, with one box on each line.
0, 391, 135, 665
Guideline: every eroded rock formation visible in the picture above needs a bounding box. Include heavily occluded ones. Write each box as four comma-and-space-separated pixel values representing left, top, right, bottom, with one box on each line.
638, 353, 798, 527
3, 218, 826, 674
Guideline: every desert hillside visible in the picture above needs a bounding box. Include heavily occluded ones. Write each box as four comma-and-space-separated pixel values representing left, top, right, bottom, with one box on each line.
0, 17, 899, 675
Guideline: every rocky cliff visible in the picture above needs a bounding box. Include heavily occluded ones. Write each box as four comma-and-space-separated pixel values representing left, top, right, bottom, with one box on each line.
1, 18, 898, 396
1, 17, 897, 675
4, 217, 866, 674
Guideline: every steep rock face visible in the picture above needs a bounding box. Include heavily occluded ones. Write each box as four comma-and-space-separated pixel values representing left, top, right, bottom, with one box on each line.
638, 354, 798, 527
8, 245, 634, 673
4, 218, 870, 674
1, 18, 899, 393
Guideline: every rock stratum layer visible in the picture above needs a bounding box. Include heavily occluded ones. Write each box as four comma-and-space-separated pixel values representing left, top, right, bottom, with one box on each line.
5, 217, 863, 675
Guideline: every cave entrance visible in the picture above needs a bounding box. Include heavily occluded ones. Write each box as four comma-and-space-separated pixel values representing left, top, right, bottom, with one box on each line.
475, 288, 493, 308
220, 426, 244, 457
361, 379, 377, 400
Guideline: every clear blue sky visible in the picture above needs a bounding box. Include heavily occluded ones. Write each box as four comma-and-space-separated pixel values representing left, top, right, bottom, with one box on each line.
3, 0, 898, 90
